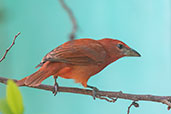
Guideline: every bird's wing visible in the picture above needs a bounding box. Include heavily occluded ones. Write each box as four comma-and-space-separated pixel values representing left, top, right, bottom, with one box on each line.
38, 39, 107, 66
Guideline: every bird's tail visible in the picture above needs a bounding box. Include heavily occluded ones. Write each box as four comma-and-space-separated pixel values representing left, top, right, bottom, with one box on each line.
16, 62, 66, 87
17, 69, 50, 87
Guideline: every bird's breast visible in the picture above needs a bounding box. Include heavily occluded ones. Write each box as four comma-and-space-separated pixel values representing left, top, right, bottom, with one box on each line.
57, 64, 107, 87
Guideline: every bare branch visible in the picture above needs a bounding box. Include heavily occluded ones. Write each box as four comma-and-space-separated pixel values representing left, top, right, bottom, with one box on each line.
59, 0, 77, 40
0, 32, 21, 62
0, 76, 171, 112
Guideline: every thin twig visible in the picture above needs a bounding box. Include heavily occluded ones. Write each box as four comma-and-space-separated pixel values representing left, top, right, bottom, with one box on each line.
0, 76, 171, 110
161, 99, 171, 110
127, 101, 139, 114
127, 102, 134, 114
59, 0, 77, 40
0, 32, 21, 62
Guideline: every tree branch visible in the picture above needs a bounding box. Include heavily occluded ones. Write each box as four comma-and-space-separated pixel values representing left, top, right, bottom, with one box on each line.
59, 0, 77, 40
0, 32, 21, 62
0, 76, 171, 110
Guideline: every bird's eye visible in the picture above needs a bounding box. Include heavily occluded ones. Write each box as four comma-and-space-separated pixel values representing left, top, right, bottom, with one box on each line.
117, 44, 123, 49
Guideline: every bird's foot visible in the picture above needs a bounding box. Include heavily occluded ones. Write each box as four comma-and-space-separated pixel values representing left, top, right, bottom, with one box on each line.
52, 81, 59, 96
87, 85, 99, 100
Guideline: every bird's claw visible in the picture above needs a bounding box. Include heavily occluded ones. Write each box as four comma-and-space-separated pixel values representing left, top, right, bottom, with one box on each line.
53, 82, 58, 96
87, 85, 99, 100
92, 87, 99, 100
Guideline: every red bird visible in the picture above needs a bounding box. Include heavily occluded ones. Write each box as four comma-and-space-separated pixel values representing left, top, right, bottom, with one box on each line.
17, 38, 140, 98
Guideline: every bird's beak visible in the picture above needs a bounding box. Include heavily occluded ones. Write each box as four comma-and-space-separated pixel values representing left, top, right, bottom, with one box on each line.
123, 48, 141, 57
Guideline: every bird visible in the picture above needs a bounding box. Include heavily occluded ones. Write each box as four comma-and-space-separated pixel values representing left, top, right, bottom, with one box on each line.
17, 38, 141, 98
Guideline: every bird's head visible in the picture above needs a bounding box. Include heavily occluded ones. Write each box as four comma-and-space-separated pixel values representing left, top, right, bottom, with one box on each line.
98, 38, 141, 62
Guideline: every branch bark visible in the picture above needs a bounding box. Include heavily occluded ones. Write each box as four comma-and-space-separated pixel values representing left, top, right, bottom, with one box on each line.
0, 76, 171, 110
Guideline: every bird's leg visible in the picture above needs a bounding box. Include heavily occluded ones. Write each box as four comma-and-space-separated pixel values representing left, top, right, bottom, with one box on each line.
87, 85, 99, 100
53, 76, 59, 96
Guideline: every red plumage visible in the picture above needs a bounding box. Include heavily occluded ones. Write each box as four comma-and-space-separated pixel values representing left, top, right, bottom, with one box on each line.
17, 38, 140, 88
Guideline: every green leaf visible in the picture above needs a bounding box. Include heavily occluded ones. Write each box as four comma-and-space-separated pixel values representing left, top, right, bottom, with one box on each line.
6, 80, 24, 114
0, 99, 13, 114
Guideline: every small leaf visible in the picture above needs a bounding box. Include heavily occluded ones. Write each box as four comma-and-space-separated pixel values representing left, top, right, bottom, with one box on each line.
0, 99, 13, 114
6, 80, 24, 114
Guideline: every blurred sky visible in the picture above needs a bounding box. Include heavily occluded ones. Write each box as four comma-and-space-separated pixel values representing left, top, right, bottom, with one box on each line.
0, 0, 171, 114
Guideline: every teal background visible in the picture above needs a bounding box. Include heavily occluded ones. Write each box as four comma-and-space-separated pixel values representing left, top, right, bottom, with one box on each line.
0, 0, 171, 114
